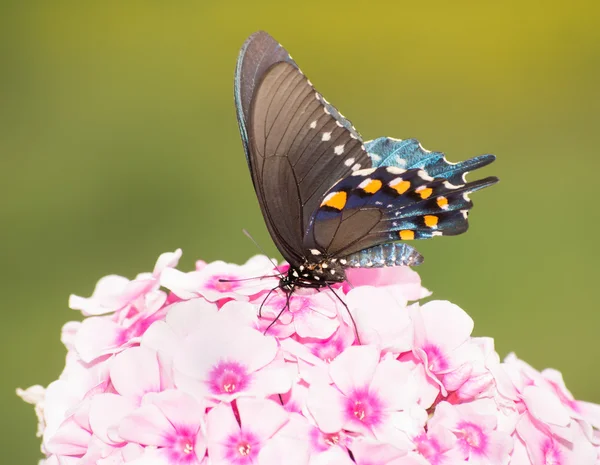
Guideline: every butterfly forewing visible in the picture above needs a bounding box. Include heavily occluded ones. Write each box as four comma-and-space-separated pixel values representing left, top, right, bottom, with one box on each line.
246, 60, 370, 265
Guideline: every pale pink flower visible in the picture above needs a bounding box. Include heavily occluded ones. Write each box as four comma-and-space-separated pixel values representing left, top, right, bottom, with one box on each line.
119, 390, 209, 464
69, 249, 182, 316
428, 400, 513, 465
408, 300, 477, 395
307, 345, 425, 450
255, 288, 341, 340
171, 310, 291, 402
160, 255, 278, 302
206, 398, 289, 465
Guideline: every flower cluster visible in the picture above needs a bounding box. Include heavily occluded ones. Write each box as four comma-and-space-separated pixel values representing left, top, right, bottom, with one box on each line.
19, 250, 600, 464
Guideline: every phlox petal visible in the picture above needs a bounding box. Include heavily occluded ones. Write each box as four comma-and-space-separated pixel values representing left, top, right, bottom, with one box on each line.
110, 347, 161, 399
74, 317, 123, 363
69, 275, 131, 316
237, 398, 290, 443
347, 286, 412, 354
307, 381, 346, 434
370, 358, 419, 411
329, 345, 380, 396
413, 301, 473, 353
88, 393, 137, 444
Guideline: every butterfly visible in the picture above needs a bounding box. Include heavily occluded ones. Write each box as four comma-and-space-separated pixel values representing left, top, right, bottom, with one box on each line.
234, 31, 498, 292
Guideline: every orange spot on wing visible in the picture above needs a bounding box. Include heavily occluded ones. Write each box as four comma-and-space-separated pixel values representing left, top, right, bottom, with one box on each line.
424, 215, 439, 227
321, 191, 347, 210
436, 196, 449, 209
416, 186, 433, 199
399, 230, 415, 240
390, 179, 411, 195
362, 179, 382, 194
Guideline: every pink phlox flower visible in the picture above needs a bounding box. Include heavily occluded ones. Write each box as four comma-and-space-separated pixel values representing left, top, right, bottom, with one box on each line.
118, 389, 209, 465
408, 423, 459, 465
255, 288, 341, 340
68, 250, 184, 363
206, 398, 289, 465
69, 249, 181, 317
428, 400, 513, 465
344, 266, 431, 302
160, 255, 279, 303
44, 399, 93, 458
493, 354, 581, 443
409, 300, 476, 396
444, 337, 498, 403
515, 411, 597, 465
171, 310, 291, 402
347, 286, 413, 354
307, 345, 425, 450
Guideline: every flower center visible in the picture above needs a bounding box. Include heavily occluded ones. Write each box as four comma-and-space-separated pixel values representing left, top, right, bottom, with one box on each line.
238, 443, 251, 456
207, 360, 250, 396
323, 433, 340, 446
456, 421, 487, 454
422, 344, 449, 372
344, 389, 382, 427
354, 401, 366, 420
414, 433, 441, 458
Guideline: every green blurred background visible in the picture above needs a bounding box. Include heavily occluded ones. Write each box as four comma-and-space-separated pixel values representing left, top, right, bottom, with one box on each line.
2, 1, 599, 462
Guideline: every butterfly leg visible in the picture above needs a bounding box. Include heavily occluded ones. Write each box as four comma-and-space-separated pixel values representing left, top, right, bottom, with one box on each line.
326, 283, 361, 345
263, 287, 294, 336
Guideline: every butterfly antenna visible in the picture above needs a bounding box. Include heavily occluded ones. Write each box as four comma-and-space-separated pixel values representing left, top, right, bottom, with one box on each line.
242, 229, 285, 277
326, 283, 361, 345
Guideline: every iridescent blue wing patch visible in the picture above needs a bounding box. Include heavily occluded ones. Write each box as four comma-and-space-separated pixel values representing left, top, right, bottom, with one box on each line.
365, 137, 495, 186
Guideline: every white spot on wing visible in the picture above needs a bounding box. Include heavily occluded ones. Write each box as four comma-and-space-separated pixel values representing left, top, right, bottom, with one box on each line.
352, 168, 376, 176
310, 249, 321, 256
351, 164, 361, 171
322, 132, 332, 141
309, 120, 317, 129
461, 210, 469, 219
358, 178, 374, 190
443, 181, 464, 189
334, 144, 345, 155
386, 166, 406, 175
418, 170, 434, 181
344, 158, 355, 166
307, 79, 313, 86
370, 154, 382, 162
432, 231, 443, 236
462, 193, 471, 202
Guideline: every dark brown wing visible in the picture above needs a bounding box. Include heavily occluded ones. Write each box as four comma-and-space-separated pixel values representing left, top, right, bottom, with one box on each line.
243, 55, 370, 264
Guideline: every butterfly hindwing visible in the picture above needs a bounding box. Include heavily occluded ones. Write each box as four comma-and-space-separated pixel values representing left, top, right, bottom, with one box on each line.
305, 165, 498, 257
237, 32, 371, 266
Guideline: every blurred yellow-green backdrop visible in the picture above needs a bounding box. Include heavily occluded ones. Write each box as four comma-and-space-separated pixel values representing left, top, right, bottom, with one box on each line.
2, 1, 599, 463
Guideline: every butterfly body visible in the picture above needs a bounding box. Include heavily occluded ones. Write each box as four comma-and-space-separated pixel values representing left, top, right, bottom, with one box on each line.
234, 31, 498, 292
